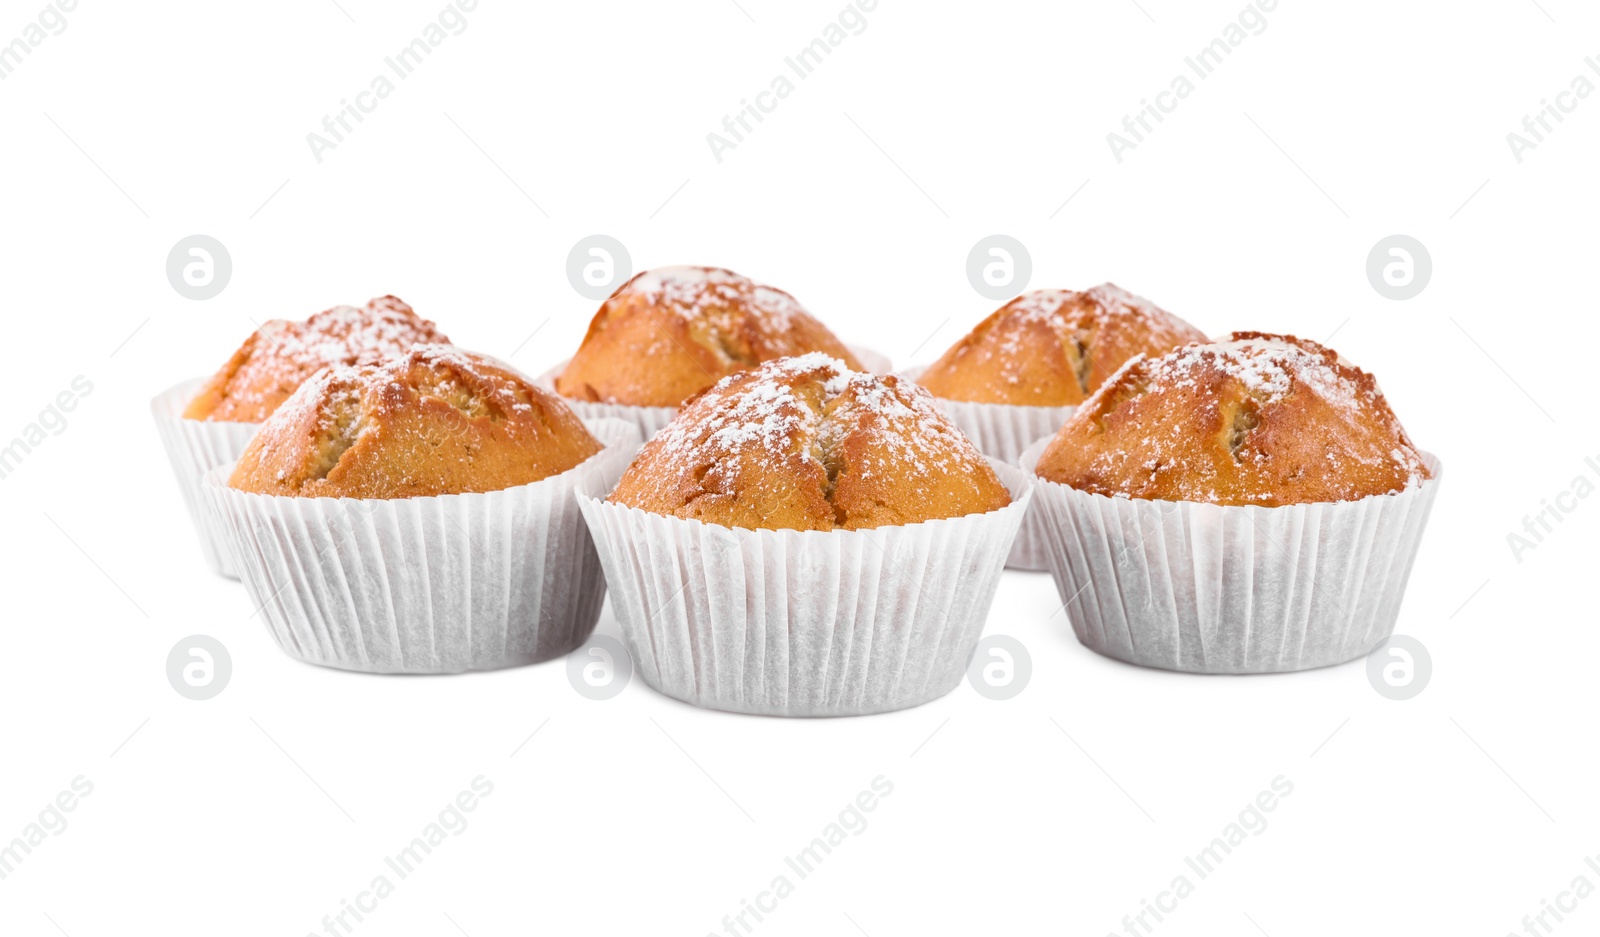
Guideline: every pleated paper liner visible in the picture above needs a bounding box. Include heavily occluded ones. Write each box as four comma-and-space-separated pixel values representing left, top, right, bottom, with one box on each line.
532, 362, 677, 446
576, 459, 1033, 716
846, 344, 892, 376
1020, 437, 1442, 674
898, 365, 1074, 571
151, 377, 262, 578
536, 344, 891, 445
204, 418, 642, 675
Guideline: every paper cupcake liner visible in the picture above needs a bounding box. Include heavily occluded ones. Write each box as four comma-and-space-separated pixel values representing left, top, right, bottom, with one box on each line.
203, 419, 642, 674
151, 377, 262, 579
1021, 438, 1443, 674
536, 344, 890, 444
576, 459, 1033, 716
899, 365, 1074, 571
846, 344, 893, 375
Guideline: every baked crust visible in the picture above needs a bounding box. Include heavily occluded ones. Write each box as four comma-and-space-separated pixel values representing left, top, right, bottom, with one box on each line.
555, 266, 863, 407
1034, 332, 1432, 506
917, 284, 1206, 406
229, 345, 600, 499
609, 353, 1011, 530
185, 296, 449, 423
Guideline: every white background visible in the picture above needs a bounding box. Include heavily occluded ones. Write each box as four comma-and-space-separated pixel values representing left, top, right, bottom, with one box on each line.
0, 1, 1596, 934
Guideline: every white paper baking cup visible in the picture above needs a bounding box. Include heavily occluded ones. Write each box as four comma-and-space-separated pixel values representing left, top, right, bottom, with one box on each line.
151, 377, 262, 579
536, 344, 890, 444
846, 344, 892, 375
899, 365, 1074, 571
535, 359, 678, 444
1021, 437, 1443, 674
203, 418, 642, 674
576, 459, 1032, 716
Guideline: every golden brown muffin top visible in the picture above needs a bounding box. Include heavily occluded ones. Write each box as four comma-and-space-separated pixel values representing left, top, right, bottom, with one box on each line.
229, 345, 600, 499
609, 353, 1012, 531
1035, 332, 1432, 507
555, 266, 863, 408
916, 284, 1206, 406
184, 296, 450, 423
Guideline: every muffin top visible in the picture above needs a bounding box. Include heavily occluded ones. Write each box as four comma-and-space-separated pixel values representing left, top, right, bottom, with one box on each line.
609, 353, 1012, 531
916, 284, 1206, 406
555, 266, 863, 408
185, 296, 450, 423
229, 345, 600, 499
1034, 332, 1431, 507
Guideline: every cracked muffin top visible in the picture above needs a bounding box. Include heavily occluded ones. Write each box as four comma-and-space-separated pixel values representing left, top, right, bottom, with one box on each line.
1034, 332, 1431, 506
185, 296, 450, 423
228, 345, 600, 499
608, 353, 1011, 530
555, 266, 863, 408
916, 284, 1206, 407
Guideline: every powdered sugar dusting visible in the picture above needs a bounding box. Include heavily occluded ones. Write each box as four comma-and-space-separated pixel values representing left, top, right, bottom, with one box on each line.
616, 266, 805, 329
233, 342, 599, 498
1138, 335, 1360, 412
258, 297, 446, 369
621, 353, 1004, 524
998, 284, 1183, 336
1045, 331, 1431, 505
652, 352, 846, 468
189, 296, 449, 422
919, 283, 1207, 404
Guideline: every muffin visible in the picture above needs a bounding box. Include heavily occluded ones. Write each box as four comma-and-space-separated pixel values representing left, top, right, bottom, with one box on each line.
911, 284, 1206, 571
230, 345, 599, 499
548, 266, 874, 439
205, 345, 641, 674
1024, 332, 1440, 674
1035, 332, 1432, 505
186, 295, 449, 423
609, 353, 1011, 530
917, 284, 1205, 407
153, 295, 449, 578
578, 354, 1032, 716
